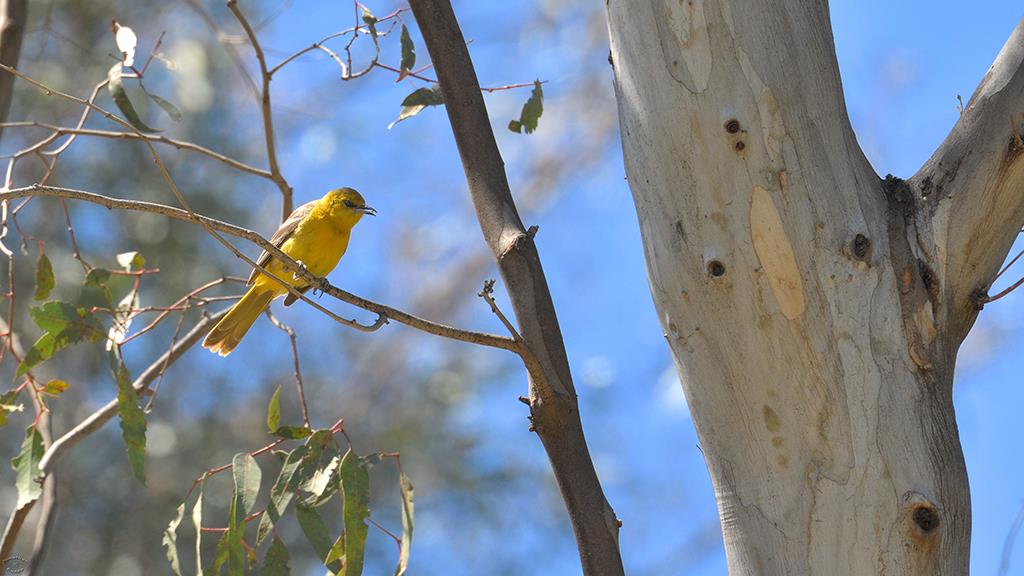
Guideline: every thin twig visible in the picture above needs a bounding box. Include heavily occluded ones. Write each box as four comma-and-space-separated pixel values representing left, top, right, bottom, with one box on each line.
265, 310, 310, 427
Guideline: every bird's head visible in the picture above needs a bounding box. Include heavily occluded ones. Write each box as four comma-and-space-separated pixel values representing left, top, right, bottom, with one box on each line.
326, 187, 376, 225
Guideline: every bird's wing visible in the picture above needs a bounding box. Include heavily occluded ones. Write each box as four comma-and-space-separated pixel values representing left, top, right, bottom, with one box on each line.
247, 200, 316, 285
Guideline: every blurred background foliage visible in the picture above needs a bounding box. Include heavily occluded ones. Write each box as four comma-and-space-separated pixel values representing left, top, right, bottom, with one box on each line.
0, 1, 1022, 575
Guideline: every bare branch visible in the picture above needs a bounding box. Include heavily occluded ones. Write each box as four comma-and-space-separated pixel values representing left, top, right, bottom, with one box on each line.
226, 0, 293, 218
408, 1, 623, 573
0, 185, 520, 353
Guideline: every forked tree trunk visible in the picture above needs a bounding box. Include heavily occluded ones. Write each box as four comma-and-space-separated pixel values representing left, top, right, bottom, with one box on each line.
607, 2, 1024, 574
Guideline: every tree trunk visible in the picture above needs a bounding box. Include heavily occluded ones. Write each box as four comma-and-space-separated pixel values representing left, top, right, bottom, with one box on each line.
606, 2, 1024, 574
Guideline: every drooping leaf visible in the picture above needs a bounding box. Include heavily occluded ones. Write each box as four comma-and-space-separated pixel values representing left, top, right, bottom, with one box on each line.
0, 389, 23, 427
388, 86, 444, 129
508, 80, 544, 134
114, 361, 146, 484
84, 267, 111, 288
113, 21, 138, 67
261, 536, 291, 576
395, 472, 414, 576
296, 504, 342, 572
267, 385, 282, 434
256, 446, 308, 545
17, 302, 104, 377
360, 7, 378, 43
107, 63, 160, 133
116, 251, 146, 271
397, 25, 415, 82
300, 453, 341, 508
212, 532, 231, 575
10, 425, 43, 510
164, 502, 186, 576
42, 379, 69, 396
33, 253, 54, 301
340, 450, 370, 576
193, 479, 205, 575
147, 92, 182, 123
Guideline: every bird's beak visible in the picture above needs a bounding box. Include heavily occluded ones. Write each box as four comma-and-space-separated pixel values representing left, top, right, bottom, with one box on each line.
358, 205, 376, 216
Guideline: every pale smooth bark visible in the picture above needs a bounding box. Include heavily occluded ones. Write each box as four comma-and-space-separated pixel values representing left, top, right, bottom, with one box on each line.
607, 2, 1024, 574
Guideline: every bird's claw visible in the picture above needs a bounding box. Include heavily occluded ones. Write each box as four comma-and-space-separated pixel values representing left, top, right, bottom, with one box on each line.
312, 277, 331, 297
291, 260, 308, 281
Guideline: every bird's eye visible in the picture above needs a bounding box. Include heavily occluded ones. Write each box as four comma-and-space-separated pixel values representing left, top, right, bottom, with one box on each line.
343, 199, 356, 208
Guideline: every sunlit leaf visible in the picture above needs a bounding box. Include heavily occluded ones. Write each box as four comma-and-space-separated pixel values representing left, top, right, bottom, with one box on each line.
0, 389, 23, 427
164, 502, 186, 576
397, 25, 416, 82
340, 450, 370, 576
116, 251, 146, 271
261, 536, 291, 575
10, 425, 43, 510
508, 80, 544, 134
154, 52, 177, 71
267, 385, 281, 434
388, 85, 444, 129
33, 253, 54, 301
395, 472, 414, 576
233, 452, 262, 517
113, 21, 138, 67
361, 7, 378, 43
106, 288, 138, 351
107, 63, 160, 133
42, 379, 69, 396
192, 479, 205, 575
114, 360, 146, 484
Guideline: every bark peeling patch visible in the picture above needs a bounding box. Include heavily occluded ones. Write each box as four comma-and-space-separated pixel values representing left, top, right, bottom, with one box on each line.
750, 186, 806, 319
656, 0, 712, 93
737, 49, 790, 175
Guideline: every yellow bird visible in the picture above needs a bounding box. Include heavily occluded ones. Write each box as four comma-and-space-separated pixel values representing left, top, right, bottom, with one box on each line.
203, 187, 375, 356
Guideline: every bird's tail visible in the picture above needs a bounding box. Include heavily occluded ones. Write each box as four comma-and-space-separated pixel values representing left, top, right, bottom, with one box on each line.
202, 287, 276, 356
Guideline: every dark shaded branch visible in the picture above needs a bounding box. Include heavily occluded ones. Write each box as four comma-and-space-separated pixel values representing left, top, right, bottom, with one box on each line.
408, 2, 623, 574
0, 0, 26, 143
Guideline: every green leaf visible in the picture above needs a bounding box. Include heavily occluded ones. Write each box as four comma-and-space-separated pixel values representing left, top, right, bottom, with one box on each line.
107, 63, 160, 133
147, 92, 182, 123
261, 536, 291, 576
388, 86, 444, 129
193, 480, 205, 575
42, 379, 69, 396
116, 251, 146, 271
212, 532, 231, 575
10, 425, 43, 510
395, 472, 414, 576
114, 361, 146, 484
256, 446, 307, 545
164, 502, 186, 576
273, 425, 313, 440
296, 504, 342, 572
33, 253, 54, 301
0, 389, 24, 427
340, 450, 370, 576
397, 25, 415, 81
507, 80, 544, 134
84, 268, 111, 287
267, 385, 281, 434
361, 7, 378, 43
17, 303, 104, 377
233, 452, 262, 518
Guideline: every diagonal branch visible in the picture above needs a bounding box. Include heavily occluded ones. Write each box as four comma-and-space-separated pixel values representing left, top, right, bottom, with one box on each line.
0, 185, 520, 354
408, 2, 623, 574
912, 17, 1024, 337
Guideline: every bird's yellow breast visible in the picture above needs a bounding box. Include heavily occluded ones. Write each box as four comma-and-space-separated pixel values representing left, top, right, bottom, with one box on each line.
255, 201, 352, 294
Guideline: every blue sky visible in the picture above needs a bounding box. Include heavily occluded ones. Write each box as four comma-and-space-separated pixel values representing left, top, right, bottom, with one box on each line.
238, 1, 1024, 573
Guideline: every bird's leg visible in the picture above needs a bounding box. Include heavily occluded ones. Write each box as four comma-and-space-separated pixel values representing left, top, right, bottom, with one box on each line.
291, 260, 308, 281
312, 276, 331, 298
